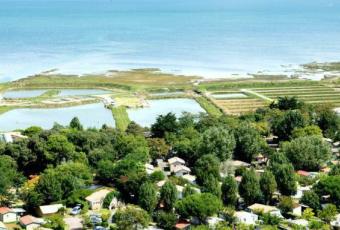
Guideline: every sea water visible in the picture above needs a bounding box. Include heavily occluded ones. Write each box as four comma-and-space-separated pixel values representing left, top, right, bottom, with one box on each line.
0, 0, 340, 81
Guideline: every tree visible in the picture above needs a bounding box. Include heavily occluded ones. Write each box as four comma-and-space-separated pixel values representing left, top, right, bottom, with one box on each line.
148, 138, 170, 160
151, 113, 179, 137
315, 105, 340, 138
270, 96, 304, 110
272, 110, 306, 140
154, 211, 177, 230
234, 123, 267, 162
313, 175, 340, 207
270, 154, 297, 196
138, 182, 158, 213
176, 193, 222, 222
318, 204, 337, 223
239, 169, 261, 206
70, 117, 83, 130
221, 176, 238, 207
126, 121, 145, 136
302, 208, 315, 220
199, 126, 236, 161
260, 170, 277, 204
278, 196, 294, 215
23, 126, 43, 137
43, 214, 65, 230
46, 134, 75, 165
281, 136, 331, 171
201, 175, 221, 198
292, 125, 322, 138
112, 159, 147, 202
96, 160, 115, 184
160, 181, 177, 211
329, 164, 340, 176
114, 205, 150, 230
194, 154, 220, 185
300, 191, 320, 211
103, 191, 119, 209
0, 155, 21, 204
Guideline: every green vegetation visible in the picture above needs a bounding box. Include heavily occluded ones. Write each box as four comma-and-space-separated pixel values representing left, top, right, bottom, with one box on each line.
303, 61, 340, 71
195, 96, 223, 117
0, 106, 15, 115
111, 106, 131, 131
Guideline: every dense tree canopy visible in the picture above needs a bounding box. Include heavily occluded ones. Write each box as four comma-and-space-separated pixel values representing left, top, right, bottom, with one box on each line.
221, 176, 238, 207
272, 110, 306, 140
281, 136, 331, 171
239, 169, 261, 206
114, 205, 150, 230
260, 170, 277, 204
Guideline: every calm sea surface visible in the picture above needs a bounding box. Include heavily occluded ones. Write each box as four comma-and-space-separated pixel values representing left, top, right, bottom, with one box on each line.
0, 0, 340, 81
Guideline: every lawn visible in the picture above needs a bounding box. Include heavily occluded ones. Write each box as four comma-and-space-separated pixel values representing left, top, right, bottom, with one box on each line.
195, 96, 223, 117
111, 106, 131, 131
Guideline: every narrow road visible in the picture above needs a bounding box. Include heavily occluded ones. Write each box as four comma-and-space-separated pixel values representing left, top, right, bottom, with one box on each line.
240, 89, 273, 102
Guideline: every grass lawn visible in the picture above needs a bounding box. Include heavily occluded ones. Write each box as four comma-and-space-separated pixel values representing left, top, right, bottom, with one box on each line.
0, 106, 15, 115
195, 96, 223, 117
111, 106, 131, 131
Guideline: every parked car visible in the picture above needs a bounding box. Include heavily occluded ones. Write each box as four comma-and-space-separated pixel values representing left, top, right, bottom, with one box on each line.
70, 205, 81, 215
94, 226, 106, 230
90, 214, 102, 224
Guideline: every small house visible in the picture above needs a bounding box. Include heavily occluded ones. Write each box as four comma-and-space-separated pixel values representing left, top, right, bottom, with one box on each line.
293, 185, 311, 200
172, 165, 191, 177
296, 170, 310, 177
0, 222, 6, 230
206, 216, 224, 228
234, 211, 258, 225
288, 219, 308, 227
38, 204, 63, 217
168, 157, 185, 167
292, 203, 302, 217
175, 220, 190, 230
0, 207, 17, 223
182, 174, 196, 184
85, 188, 112, 210
145, 163, 155, 175
330, 214, 340, 229
20, 215, 44, 230
248, 203, 283, 218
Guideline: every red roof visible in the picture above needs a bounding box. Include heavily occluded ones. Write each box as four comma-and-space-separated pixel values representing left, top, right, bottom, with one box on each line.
20, 215, 36, 226
297, 170, 310, 177
0, 207, 11, 214
175, 220, 190, 229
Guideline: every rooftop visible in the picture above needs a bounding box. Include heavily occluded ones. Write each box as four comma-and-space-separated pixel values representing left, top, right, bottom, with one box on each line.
39, 204, 63, 215
248, 203, 279, 213
168, 157, 185, 165
0, 207, 12, 215
85, 188, 112, 202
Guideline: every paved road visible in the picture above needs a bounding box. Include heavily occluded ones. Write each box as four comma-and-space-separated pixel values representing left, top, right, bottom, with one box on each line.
64, 217, 83, 230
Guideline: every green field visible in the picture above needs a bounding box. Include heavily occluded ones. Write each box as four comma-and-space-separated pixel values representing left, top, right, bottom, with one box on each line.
195, 96, 223, 117
111, 106, 131, 131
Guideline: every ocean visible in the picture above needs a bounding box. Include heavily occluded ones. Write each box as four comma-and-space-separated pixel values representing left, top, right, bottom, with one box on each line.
0, 0, 340, 81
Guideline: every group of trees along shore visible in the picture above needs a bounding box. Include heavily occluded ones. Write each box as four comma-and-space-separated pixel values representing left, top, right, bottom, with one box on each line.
0, 96, 339, 229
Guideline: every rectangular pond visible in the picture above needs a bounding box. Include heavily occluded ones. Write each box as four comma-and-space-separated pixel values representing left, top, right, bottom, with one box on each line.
0, 103, 115, 131
127, 98, 205, 127
1, 89, 47, 99
57, 89, 112, 97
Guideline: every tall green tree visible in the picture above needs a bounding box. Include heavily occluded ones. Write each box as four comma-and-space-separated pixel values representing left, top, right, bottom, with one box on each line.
0, 155, 21, 204
114, 205, 150, 230
282, 136, 331, 171
151, 113, 179, 138
199, 126, 236, 161
260, 170, 277, 204
138, 182, 158, 213
234, 123, 267, 162
301, 191, 320, 211
239, 169, 261, 206
201, 175, 221, 198
221, 176, 238, 207
194, 154, 220, 185
160, 181, 177, 211
272, 110, 306, 140
176, 193, 222, 222
69, 117, 83, 130
271, 163, 297, 196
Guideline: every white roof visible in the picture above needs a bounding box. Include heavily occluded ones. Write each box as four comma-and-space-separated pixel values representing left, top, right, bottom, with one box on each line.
0, 222, 6, 228
182, 174, 196, 182
248, 203, 278, 213
172, 165, 191, 173
289, 219, 308, 227
85, 189, 112, 202
156, 180, 166, 188
168, 157, 185, 165
176, 185, 184, 192
39, 204, 63, 215
234, 211, 258, 218
229, 160, 250, 167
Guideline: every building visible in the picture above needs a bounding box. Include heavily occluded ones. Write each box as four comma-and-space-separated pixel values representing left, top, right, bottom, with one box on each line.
247, 203, 283, 218
206, 216, 224, 228
175, 220, 190, 230
168, 157, 185, 167
292, 203, 302, 217
20, 215, 45, 230
176, 185, 184, 199
0, 132, 27, 143
172, 165, 191, 177
85, 188, 112, 210
0, 207, 17, 223
330, 214, 340, 229
292, 185, 311, 200
145, 163, 155, 175
182, 174, 196, 184
38, 204, 63, 217
234, 211, 258, 225
0, 222, 6, 230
